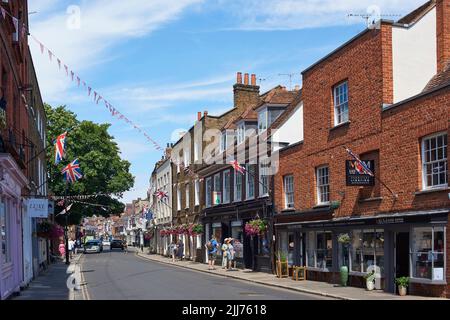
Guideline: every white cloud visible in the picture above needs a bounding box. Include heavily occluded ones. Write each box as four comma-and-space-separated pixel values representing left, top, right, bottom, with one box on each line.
29, 0, 203, 101
216, 0, 427, 30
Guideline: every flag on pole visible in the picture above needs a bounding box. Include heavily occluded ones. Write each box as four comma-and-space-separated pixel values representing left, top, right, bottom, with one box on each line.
54, 132, 67, 165
155, 190, 168, 201
61, 159, 83, 184
345, 147, 374, 177
57, 204, 73, 216
230, 160, 246, 174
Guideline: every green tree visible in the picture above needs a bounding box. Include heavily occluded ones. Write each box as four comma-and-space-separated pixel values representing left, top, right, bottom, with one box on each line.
45, 104, 135, 225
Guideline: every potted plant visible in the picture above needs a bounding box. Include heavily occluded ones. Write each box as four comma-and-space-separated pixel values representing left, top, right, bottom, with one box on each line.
363, 270, 376, 291
276, 251, 289, 278
338, 233, 351, 286
395, 277, 409, 296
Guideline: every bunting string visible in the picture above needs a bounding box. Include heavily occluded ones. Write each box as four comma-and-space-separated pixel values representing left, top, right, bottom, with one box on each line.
1, 6, 204, 180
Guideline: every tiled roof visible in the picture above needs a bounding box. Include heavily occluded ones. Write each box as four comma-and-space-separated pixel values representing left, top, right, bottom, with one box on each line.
397, 0, 435, 25
423, 61, 450, 93
269, 89, 302, 131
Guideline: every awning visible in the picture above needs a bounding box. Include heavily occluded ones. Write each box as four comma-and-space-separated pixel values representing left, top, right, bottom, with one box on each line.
275, 208, 450, 229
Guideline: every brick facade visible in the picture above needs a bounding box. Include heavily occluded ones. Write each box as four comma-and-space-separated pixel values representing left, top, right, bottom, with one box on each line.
274, 2, 450, 297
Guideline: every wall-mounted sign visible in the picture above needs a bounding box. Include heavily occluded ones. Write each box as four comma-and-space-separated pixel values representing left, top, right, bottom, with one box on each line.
346, 160, 375, 186
28, 199, 49, 218
48, 201, 55, 215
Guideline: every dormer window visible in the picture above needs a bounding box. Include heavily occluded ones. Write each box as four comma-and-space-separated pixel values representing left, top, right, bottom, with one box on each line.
258, 109, 268, 134
237, 123, 245, 145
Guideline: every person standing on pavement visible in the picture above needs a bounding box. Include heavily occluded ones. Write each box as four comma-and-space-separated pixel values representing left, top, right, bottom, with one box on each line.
170, 240, 177, 262
227, 238, 235, 270
58, 240, 66, 260
68, 238, 75, 259
221, 239, 229, 269
177, 239, 184, 261
205, 235, 219, 270
233, 239, 243, 269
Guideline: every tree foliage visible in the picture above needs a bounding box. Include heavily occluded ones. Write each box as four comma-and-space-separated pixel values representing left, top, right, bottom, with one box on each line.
45, 104, 134, 225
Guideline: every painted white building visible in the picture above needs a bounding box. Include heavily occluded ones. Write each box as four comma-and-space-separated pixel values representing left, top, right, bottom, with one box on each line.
154, 156, 172, 256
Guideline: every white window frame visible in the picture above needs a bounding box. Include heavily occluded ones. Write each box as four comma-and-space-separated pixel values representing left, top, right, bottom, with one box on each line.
194, 141, 199, 162
259, 161, 269, 197
223, 170, 231, 204
258, 108, 268, 134
205, 177, 212, 208
177, 185, 181, 211
185, 184, 190, 209
333, 81, 349, 126
284, 175, 294, 209
184, 149, 190, 167
194, 180, 200, 206
246, 165, 255, 200
237, 123, 245, 145
213, 174, 221, 205
316, 166, 330, 205
234, 171, 242, 202
220, 131, 227, 153
421, 132, 448, 190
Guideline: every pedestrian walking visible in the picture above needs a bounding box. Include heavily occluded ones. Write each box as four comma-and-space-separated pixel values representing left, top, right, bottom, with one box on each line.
233, 239, 243, 269
123, 240, 128, 254
221, 239, 229, 269
170, 240, 177, 262
205, 235, 219, 270
177, 239, 184, 261
58, 240, 66, 260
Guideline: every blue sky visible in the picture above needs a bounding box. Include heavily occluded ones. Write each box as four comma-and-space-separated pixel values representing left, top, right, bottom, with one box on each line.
28, 0, 425, 203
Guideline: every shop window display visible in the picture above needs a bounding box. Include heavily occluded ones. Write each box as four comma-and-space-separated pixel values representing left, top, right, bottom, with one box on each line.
348, 229, 384, 274
306, 231, 332, 269
412, 227, 445, 281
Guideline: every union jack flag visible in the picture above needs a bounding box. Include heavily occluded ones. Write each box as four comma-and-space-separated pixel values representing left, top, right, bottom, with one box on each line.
230, 160, 246, 174
54, 132, 67, 165
61, 159, 83, 184
345, 147, 374, 177
155, 190, 168, 200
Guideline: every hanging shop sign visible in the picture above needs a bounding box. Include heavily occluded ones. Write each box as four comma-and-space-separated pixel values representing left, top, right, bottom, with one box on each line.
346, 160, 375, 186
27, 198, 49, 218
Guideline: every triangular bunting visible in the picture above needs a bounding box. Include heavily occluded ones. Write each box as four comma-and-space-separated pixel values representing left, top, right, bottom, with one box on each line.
40, 42, 45, 54
77, 77, 80, 87
12, 17, 18, 34
94, 92, 97, 101
57, 59, 61, 69
48, 50, 53, 61
71, 71, 74, 81
64, 65, 69, 76
88, 87, 92, 96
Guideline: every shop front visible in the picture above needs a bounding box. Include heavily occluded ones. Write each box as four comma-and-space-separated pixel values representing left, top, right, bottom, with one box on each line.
202, 200, 273, 273
275, 209, 449, 297
0, 154, 28, 300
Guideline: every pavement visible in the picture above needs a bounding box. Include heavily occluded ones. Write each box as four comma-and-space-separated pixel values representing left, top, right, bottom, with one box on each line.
136, 250, 446, 301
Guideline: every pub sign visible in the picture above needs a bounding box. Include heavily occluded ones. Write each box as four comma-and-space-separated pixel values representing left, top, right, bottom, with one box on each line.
346, 160, 375, 186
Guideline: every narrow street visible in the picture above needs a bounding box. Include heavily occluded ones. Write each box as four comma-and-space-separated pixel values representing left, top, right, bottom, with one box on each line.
79, 247, 332, 300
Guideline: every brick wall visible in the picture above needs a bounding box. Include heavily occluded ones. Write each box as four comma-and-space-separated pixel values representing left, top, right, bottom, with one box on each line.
437, 0, 450, 72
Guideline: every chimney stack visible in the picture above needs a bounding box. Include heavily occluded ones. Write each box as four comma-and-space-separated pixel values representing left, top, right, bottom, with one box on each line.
236, 72, 242, 84
244, 73, 249, 85
197, 112, 202, 121
437, 0, 450, 72
251, 74, 256, 86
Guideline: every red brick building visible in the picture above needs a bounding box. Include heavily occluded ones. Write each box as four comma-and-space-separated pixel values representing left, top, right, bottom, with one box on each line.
274, 0, 450, 297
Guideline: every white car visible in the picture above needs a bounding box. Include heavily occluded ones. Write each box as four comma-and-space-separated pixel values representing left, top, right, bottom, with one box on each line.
84, 240, 102, 253
102, 240, 111, 246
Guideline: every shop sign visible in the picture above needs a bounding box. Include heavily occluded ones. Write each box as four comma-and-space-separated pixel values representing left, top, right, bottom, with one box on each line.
376, 217, 404, 225
27, 198, 49, 218
231, 221, 242, 227
346, 160, 375, 186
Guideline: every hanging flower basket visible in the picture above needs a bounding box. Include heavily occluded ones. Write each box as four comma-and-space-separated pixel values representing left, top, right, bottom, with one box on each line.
191, 224, 203, 236
50, 224, 65, 239
244, 219, 268, 237
144, 231, 153, 240
338, 233, 351, 245
36, 221, 53, 239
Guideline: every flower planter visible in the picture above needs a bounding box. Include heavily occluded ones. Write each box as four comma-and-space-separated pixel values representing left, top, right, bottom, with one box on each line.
398, 286, 407, 296
366, 280, 375, 291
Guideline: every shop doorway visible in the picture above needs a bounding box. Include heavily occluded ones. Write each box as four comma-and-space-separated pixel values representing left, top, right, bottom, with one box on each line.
395, 232, 410, 279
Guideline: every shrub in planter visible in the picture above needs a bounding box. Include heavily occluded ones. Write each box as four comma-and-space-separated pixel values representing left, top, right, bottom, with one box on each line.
395, 277, 409, 296
363, 270, 376, 291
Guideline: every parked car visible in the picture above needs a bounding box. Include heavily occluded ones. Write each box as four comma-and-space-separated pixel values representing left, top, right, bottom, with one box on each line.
110, 239, 125, 250
84, 240, 103, 253
102, 239, 111, 246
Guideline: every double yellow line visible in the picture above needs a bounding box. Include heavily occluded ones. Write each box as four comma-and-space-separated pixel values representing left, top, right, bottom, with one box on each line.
79, 255, 91, 301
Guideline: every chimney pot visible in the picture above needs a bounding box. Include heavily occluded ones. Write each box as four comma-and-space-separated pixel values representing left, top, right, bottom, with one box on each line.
236, 72, 242, 84
244, 73, 249, 85
251, 74, 257, 86
204, 111, 208, 117
294, 85, 300, 91
197, 112, 202, 121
